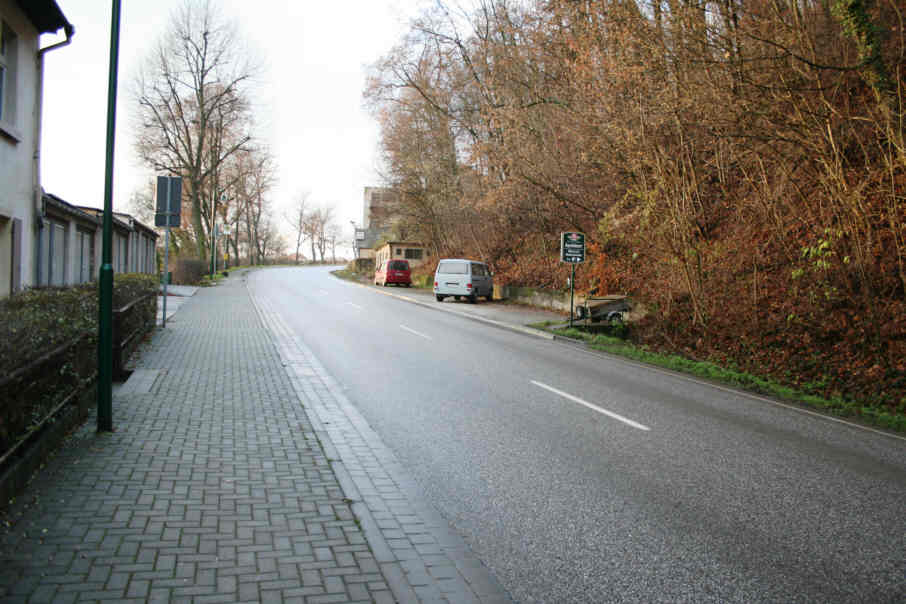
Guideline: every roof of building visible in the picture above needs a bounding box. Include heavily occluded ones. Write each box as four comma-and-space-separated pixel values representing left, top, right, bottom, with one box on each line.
115, 212, 158, 237
76, 205, 157, 237
75, 206, 129, 231
16, 0, 73, 35
44, 194, 98, 225
377, 241, 424, 249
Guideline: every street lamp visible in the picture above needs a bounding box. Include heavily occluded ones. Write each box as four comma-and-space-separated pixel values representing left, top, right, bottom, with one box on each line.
97, 0, 122, 432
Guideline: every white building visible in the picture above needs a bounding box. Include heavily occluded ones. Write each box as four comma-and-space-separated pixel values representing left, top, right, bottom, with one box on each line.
0, 0, 72, 296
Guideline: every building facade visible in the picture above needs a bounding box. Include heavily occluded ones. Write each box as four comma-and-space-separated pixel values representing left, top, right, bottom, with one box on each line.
374, 241, 426, 269
357, 186, 401, 260
77, 206, 158, 279
0, 0, 72, 296
362, 186, 399, 230
30, 195, 159, 288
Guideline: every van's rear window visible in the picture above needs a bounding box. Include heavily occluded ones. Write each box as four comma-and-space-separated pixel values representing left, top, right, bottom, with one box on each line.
389, 260, 409, 270
438, 261, 468, 274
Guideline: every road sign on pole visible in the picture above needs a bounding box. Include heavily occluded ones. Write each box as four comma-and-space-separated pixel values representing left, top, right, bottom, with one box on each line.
155, 176, 181, 328
155, 176, 182, 227
560, 232, 585, 327
560, 231, 586, 263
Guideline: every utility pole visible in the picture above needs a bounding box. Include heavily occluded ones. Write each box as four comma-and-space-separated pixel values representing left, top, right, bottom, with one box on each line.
97, 0, 122, 432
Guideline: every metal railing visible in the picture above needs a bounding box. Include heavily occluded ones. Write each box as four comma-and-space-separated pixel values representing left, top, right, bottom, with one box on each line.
112, 292, 156, 380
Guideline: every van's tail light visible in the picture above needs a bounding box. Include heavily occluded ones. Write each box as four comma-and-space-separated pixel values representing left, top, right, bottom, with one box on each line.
434, 281, 438, 287
467, 283, 473, 289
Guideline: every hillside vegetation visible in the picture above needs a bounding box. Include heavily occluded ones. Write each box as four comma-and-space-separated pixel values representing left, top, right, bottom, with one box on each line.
366, 0, 906, 418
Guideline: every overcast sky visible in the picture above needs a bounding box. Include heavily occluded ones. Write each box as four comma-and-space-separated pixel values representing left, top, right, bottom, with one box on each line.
40, 0, 427, 253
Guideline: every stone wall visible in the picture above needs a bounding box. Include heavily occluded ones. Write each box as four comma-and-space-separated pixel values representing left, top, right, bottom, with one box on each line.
493, 285, 573, 312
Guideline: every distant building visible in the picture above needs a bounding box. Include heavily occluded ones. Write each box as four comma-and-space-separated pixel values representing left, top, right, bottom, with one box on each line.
363, 186, 398, 230
357, 186, 400, 260
374, 241, 426, 269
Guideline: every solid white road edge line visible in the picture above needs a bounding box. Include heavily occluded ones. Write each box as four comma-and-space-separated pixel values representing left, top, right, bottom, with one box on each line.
531, 380, 651, 431
346, 302, 363, 310
400, 325, 432, 340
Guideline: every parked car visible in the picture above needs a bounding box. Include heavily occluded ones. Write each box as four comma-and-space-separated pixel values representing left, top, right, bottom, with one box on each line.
375, 259, 412, 287
434, 259, 493, 303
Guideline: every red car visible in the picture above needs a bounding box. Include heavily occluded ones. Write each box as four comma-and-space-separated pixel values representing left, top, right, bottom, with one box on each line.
375, 259, 412, 287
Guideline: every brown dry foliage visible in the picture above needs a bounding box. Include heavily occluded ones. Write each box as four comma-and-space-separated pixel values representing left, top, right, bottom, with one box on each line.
365, 0, 906, 411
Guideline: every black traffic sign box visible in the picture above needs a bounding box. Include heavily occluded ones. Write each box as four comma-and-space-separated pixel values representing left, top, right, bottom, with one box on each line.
155, 176, 182, 227
560, 231, 586, 263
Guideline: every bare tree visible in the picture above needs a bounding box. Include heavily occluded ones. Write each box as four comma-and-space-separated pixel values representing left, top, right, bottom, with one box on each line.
255, 214, 284, 262
126, 178, 157, 227
286, 191, 311, 264
314, 206, 335, 262
302, 210, 319, 263
133, 0, 257, 261
326, 222, 342, 263
300, 205, 337, 263
236, 147, 277, 266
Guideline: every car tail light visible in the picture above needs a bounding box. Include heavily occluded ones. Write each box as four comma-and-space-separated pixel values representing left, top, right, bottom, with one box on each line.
434, 281, 438, 287
467, 283, 472, 289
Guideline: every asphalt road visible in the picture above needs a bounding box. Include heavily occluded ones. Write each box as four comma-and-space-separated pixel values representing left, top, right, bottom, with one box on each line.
250, 265, 906, 603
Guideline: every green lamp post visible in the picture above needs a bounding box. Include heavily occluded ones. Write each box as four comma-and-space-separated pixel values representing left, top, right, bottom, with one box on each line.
97, 0, 122, 432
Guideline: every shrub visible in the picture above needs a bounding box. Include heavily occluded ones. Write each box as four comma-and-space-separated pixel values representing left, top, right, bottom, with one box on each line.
349, 258, 375, 275
0, 274, 158, 456
171, 258, 208, 284
0, 284, 97, 374
113, 273, 158, 308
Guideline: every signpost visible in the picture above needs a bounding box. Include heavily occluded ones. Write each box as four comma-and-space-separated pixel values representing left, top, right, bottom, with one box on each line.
155, 176, 182, 328
354, 227, 365, 259
221, 225, 231, 268
560, 232, 586, 327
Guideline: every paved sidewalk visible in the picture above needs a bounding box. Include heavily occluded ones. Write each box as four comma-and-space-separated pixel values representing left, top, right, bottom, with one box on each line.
0, 271, 511, 603
157, 285, 199, 325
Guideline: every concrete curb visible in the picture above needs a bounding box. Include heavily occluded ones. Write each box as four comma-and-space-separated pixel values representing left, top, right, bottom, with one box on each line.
249, 276, 513, 603
336, 276, 557, 341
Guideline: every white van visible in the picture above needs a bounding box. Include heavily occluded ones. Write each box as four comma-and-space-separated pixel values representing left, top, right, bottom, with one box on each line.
434, 259, 493, 303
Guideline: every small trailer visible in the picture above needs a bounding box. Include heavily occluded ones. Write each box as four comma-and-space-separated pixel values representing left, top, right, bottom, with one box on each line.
573, 294, 630, 324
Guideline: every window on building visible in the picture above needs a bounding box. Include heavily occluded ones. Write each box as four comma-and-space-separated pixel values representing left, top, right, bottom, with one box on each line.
38, 220, 67, 286
38, 222, 49, 285
404, 248, 423, 260
8, 217, 22, 293
0, 21, 18, 126
115, 234, 128, 273
76, 229, 95, 283
89, 231, 96, 281
51, 223, 65, 286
